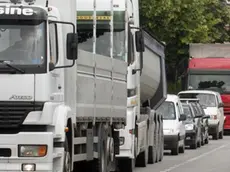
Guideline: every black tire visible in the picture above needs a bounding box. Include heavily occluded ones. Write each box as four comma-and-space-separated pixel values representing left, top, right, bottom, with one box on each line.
197, 140, 201, 148
179, 140, 185, 153
118, 158, 135, 172
205, 137, 209, 144
159, 137, 164, 161
190, 135, 197, 149
201, 133, 204, 146
171, 142, 179, 155
63, 138, 71, 172
219, 129, 224, 139
213, 127, 219, 140
136, 128, 148, 167
135, 147, 148, 167
148, 146, 156, 164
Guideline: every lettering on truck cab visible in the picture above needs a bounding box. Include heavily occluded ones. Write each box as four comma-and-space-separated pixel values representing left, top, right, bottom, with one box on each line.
0, 5, 33, 16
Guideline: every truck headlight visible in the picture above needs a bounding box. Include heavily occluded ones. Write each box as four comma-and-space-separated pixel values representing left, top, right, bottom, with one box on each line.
185, 124, 194, 130
18, 145, 47, 157
22, 163, 36, 171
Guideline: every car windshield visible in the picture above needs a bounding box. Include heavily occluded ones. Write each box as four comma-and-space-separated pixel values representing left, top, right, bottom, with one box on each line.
0, 22, 45, 65
189, 74, 230, 94
178, 93, 216, 107
156, 101, 176, 120
182, 105, 194, 120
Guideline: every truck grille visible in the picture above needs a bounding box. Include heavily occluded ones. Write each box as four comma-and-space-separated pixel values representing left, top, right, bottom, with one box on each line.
0, 101, 44, 128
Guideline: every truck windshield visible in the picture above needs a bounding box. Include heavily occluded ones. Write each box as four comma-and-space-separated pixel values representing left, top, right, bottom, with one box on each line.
189, 74, 230, 94
179, 93, 217, 107
0, 22, 45, 65
156, 101, 176, 120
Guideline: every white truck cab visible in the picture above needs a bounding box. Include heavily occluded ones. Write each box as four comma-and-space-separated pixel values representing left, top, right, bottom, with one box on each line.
178, 90, 225, 140
156, 94, 186, 155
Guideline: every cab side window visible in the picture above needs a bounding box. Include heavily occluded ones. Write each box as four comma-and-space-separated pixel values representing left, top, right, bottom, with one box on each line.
49, 23, 58, 65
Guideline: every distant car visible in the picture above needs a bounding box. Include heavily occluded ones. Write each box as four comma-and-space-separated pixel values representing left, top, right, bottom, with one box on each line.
156, 94, 187, 155
181, 102, 202, 149
178, 90, 224, 140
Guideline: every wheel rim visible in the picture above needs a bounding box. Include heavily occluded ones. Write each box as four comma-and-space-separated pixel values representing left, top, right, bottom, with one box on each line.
64, 151, 71, 172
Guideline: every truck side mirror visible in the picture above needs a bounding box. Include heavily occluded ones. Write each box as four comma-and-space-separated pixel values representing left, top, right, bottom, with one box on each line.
67, 33, 78, 60
135, 30, 145, 52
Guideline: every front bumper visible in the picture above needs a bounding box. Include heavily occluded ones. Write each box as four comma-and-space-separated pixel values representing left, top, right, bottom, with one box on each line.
185, 130, 196, 146
0, 132, 55, 171
164, 135, 178, 150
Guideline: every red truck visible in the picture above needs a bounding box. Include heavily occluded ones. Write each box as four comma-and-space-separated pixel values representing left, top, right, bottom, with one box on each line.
181, 43, 230, 133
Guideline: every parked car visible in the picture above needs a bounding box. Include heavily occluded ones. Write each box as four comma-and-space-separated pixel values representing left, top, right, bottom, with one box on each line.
156, 94, 187, 155
178, 90, 224, 140
195, 103, 210, 145
181, 102, 202, 149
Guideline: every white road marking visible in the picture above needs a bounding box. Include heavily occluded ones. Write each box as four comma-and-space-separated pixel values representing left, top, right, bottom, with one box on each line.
159, 144, 228, 172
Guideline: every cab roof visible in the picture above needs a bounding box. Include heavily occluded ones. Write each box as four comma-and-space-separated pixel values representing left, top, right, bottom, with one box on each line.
178, 90, 219, 96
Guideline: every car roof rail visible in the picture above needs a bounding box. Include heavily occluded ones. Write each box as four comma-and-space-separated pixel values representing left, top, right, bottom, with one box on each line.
180, 98, 200, 103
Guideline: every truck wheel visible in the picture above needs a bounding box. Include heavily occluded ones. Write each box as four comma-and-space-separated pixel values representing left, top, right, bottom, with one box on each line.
63, 138, 71, 172
97, 123, 111, 172
136, 128, 148, 167
159, 139, 164, 161
171, 142, 179, 155
148, 146, 156, 164
118, 158, 135, 172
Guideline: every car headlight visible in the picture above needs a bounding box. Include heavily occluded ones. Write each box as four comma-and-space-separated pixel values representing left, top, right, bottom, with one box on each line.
18, 145, 47, 157
210, 115, 218, 120
185, 124, 194, 130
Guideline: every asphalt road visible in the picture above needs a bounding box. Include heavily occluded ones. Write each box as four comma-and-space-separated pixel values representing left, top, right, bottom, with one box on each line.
135, 136, 230, 172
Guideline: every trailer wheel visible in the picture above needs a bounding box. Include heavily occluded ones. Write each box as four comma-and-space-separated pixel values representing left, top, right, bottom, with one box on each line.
63, 138, 71, 172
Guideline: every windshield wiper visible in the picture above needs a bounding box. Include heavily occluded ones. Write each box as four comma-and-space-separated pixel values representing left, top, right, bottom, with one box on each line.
0, 61, 25, 74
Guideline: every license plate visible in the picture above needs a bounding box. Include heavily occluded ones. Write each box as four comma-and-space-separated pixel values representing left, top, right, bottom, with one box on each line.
186, 136, 191, 139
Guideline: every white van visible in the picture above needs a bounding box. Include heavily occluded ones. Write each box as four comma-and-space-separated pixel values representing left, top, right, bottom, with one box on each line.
156, 94, 187, 155
178, 90, 224, 140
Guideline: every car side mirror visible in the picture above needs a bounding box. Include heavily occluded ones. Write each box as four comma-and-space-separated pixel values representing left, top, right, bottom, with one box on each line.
218, 102, 224, 108
67, 33, 78, 60
135, 30, 145, 52
194, 115, 202, 118
179, 114, 187, 121
202, 115, 210, 119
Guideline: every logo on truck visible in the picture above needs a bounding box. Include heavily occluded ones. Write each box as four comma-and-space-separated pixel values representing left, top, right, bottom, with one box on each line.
0, 5, 33, 16
9, 95, 33, 100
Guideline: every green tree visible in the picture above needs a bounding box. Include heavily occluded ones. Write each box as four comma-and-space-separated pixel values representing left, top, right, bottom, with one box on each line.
140, 0, 230, 85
